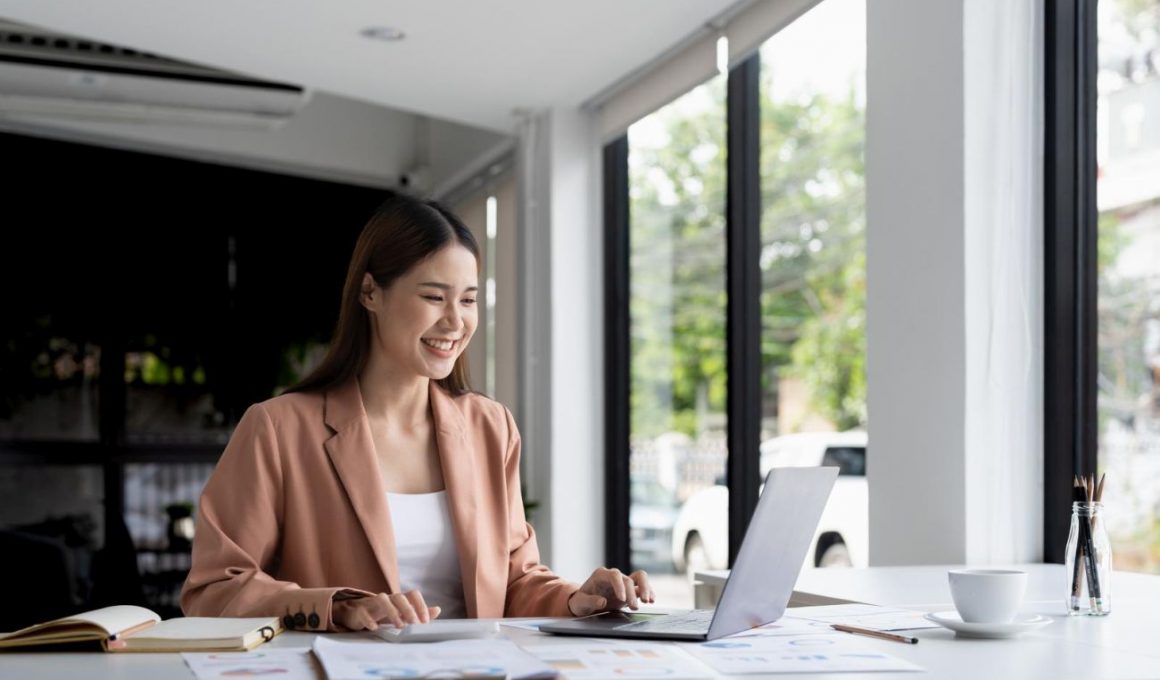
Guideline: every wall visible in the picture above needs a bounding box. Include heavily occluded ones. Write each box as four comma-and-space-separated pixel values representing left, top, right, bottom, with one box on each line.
515, 108, 604, 580
546, 108, 605, 580
865, 0, 968, 565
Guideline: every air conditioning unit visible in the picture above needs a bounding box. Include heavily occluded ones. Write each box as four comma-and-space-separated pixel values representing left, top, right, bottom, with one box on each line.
0, 21, 311, 129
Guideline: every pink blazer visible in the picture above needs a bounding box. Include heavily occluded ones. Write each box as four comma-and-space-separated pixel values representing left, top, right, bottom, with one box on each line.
180, 379, 578, 630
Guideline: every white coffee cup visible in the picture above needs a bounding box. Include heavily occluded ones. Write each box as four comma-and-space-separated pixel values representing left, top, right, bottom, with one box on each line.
947, 569, 1028, 623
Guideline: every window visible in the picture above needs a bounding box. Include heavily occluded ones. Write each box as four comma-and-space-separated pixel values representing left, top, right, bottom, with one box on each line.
1096, 0, 1160, 573
613, 0, 871, 605
626, 75, 727, 604
448, 169, 518, 405
822, 447, 866, 477
759, 0, 867, 566
0, 223, 102, 442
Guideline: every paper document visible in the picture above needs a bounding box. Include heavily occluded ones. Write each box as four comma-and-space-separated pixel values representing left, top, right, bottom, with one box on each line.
525, 641, 713, 679
312, 636, 558, 680
688, 633, 925, 674
183, 647, 319, 680
727, 616, 837, 638
790, 604, 942, 631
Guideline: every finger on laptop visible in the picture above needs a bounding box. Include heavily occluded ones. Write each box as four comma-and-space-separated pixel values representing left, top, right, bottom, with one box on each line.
622, 573, 639, 609
630, 570, 655, 603
568, 591, 608, 616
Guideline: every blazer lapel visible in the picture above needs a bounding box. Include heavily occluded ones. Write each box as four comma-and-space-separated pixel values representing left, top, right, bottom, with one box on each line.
323, 379, 401, 594
430, 383, 484, 618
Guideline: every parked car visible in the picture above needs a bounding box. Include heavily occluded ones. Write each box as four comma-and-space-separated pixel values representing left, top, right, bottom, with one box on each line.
670, 431, 868, 575
629, 479, 680, 572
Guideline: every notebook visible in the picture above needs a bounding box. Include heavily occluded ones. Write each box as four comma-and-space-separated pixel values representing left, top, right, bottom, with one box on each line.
0, 605, 281, 652
540, 466, 839, 641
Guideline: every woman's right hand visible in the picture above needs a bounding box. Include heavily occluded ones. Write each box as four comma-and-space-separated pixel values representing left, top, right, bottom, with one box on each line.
332, 591, 442, 631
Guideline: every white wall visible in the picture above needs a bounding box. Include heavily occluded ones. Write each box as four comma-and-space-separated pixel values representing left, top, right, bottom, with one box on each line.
866, 0, 968, 565
547, 107, 604, 581
515, 108, 604, 581
428, 118, 511, 195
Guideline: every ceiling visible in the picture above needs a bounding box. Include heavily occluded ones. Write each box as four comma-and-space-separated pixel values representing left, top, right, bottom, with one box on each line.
0, 0, 740, 133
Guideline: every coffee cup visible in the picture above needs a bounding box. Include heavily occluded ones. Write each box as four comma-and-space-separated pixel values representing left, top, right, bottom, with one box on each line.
947, 569, 1027, 623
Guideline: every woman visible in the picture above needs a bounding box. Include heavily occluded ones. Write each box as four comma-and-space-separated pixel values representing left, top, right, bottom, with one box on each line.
181, 193, 653, 632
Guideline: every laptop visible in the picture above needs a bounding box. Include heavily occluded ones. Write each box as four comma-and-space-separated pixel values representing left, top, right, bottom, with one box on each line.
540, 466, 838, 641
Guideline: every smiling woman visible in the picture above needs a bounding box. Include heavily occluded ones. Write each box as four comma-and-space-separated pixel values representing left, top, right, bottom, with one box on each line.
360, 252, 480, 390
180, 191, 656, 632
282, 196, 481, 399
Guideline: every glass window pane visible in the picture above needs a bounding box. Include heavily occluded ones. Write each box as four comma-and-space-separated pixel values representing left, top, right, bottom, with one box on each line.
124, 462, 215, 617
759, 0, 868, 569
628, 74, 727, 608
0, 323, 100, 442
121, 227, 231, 446
0, 222, 102, 442
1097, 0, 1160, 574
125, 344, 230, 445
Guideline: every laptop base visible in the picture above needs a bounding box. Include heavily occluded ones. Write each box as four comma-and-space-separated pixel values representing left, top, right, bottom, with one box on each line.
539, 612, 709, 641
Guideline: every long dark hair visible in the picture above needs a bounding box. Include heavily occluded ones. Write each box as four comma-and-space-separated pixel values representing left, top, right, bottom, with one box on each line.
285, 192, 480, 396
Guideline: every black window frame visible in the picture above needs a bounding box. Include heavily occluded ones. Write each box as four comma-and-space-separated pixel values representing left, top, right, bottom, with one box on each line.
603, 53, 765, 571
1044, 0, 1098, 564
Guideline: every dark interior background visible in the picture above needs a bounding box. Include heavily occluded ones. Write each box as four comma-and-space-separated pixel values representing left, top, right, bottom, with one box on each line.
0, 130, 388, 628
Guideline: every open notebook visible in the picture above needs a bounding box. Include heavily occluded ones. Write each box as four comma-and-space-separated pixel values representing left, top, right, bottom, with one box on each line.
0, 605, 281, 652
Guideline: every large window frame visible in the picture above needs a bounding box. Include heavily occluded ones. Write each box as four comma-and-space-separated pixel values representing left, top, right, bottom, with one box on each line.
1044, 0, 1098, 564
602, 53, 766, 571
607, 0, 1102, 569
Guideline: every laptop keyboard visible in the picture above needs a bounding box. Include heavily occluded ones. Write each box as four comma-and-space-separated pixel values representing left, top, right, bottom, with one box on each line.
616, 609, 714, 634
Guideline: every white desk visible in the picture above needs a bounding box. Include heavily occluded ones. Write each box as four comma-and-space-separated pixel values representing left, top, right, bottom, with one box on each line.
3, 564, 1159, 679
695, 563, 1160, 678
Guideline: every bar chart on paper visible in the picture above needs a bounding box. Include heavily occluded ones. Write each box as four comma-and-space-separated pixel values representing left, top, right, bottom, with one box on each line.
525, 642, 713, 679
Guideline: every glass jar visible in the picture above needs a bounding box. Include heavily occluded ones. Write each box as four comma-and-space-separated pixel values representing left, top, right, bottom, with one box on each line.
1065, 501, 1111, 616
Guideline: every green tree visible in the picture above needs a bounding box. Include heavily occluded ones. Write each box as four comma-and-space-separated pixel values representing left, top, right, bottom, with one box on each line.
628, 77, 867, 438
629, 79, 728, 438
759, 87, 865, 431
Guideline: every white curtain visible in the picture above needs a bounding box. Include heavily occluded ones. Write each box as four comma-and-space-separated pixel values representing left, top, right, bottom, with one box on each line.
963, 0, 1045, 564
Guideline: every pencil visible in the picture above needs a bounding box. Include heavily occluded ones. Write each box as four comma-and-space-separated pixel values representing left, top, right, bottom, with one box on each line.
1070, 477, 1085, 606
831, 624, 918, 645
1079, 476, 1102, 604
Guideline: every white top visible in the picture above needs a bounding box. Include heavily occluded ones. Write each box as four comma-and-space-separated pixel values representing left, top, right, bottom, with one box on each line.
385, 490, 467, 619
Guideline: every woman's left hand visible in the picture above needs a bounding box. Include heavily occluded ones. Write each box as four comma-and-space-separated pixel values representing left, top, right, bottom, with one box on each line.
568, 568, 655, 616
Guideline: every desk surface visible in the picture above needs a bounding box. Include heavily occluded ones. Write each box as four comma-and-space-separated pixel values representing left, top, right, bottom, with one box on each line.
3, 564, 1158, 680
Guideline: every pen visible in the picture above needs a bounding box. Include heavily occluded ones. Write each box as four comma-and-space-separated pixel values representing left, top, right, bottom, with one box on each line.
831, 624, 919, 645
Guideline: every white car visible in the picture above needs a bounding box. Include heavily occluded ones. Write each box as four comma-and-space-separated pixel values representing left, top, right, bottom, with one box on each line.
670, 431, 868, 574
629, 479, 679, 570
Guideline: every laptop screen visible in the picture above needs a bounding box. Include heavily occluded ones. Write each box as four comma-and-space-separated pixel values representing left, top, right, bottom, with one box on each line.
707, 466, 838, 639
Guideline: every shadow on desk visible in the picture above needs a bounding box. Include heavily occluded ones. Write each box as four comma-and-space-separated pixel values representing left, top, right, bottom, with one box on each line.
692, 577, 857, 609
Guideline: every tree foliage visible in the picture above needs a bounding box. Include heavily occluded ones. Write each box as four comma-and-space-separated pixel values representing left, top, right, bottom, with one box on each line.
628, 77, 866, 437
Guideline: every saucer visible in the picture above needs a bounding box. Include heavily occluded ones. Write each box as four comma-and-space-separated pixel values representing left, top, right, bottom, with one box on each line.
923, 611, 1052, 639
